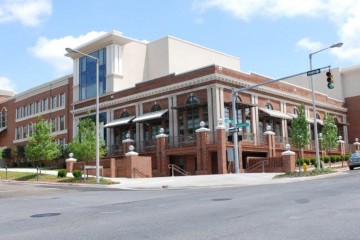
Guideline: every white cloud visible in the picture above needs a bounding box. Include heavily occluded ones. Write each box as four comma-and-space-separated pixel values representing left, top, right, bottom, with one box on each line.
28, 31, 107, 77
296, 38, 324, 52
0, 0, 52, 27
194, 0, 360, 64
0, 76, 16, 92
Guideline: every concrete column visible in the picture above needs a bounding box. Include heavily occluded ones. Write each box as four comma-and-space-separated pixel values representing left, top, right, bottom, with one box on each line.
196, 121, 210, 175
216, 119, 227, 174
155, 128, 168, 176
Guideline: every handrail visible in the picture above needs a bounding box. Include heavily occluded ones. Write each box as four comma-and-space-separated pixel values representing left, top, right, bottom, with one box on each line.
168, 164, 191, 177
246, 160, 269, 173
132, 168, 149, 178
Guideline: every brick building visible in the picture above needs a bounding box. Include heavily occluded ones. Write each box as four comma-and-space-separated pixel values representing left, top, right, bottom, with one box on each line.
0, 31, 356, 174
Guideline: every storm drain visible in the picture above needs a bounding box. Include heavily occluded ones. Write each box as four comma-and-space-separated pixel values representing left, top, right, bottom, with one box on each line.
31, 213, 61, 218
212, 198, 232, 201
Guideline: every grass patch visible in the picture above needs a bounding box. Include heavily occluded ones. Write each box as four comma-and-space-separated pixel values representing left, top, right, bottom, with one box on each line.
0, 171, 115, 185
275, 168, 335, 178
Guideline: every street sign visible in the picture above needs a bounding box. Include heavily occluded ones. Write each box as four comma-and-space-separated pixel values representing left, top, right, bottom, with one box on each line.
236, 122, 249, 128
228, 128, 239, 133
225, 119, 232, 123
307, 68, 321, 76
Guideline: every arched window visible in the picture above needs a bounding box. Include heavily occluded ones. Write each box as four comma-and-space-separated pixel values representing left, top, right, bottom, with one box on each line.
186, 95, 200, 105
265, 103, 273, 110
293, 108, 299, 116
120, 111, 130, 118
151, 104, 161, 112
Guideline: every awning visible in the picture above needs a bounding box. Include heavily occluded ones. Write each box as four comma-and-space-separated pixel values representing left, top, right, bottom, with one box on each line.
104, 116, 135, 128
0, 126, 7, 133
306, 118, 324, 125
132, 109, 168, 123
259, 108, 293, 120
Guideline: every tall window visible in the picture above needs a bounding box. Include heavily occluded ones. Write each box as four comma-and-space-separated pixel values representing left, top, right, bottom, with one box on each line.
16, 108, 21, 119
0, 108, 7, 128
79, 48, 106, 100
28, 123, 33, 137
186, 95, 200, 135
22, 126, 27, 139
43, 98, 48, 111
51, 118, 56, 132
59, 93, 65, 107
36, 101, 41, 113
23, 106, 27, 117
51, 96, 57, 109
59, 116, 65, 131
15, 127, 21, 140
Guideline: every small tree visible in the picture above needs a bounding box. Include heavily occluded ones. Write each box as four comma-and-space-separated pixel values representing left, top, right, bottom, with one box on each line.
25, 118, 60, 167
321, 113, 338, 167
290, 105, 310, 171
68, 117, 107, 163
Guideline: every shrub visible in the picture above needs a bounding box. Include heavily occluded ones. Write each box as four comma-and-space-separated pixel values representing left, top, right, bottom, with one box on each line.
296, 158, 304, 166
310, 158, 316, 165
72, 169, 82, 179
57, 169, 67, 178
324, 156, 330, 163
335, 156, 341, 162
330, 155, 336, 163
345, 154, 350, 160
303, 158, 310, 165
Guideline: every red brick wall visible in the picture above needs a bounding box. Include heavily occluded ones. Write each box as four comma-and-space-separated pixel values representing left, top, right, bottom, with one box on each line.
345, 95, 360, 142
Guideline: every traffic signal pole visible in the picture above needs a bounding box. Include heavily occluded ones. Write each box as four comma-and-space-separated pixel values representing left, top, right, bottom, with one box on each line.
231, 65, 331, 174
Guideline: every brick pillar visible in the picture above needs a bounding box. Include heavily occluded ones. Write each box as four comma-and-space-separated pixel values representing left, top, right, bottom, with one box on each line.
65, 153, 77, 173
196, 122, 210, 175
110, 158, 116, 178
264, 129, 275, 157
353, 139, 360, 152
125, 145, 139, 178
216, 120, 227, 174
155, 129, 168, 176
281, 149, 296, 172
338, 140, 345, 156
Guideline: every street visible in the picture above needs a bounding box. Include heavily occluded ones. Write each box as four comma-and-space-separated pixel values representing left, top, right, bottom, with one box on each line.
1, 170, 360, 240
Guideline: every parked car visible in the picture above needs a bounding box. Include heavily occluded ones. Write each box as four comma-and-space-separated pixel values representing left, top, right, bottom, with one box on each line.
348, 152, 360, 170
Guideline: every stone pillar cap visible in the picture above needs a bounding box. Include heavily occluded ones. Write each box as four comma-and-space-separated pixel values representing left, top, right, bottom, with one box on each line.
281, 150, 295, 156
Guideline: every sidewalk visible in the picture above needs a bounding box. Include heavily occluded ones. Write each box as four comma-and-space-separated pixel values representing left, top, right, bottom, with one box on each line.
0, 165, 349, 190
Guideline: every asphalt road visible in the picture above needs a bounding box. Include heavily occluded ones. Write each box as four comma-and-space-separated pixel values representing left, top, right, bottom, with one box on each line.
1, 170, 360, 240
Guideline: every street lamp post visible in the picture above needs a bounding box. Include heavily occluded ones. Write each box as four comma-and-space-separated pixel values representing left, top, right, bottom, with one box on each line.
65, 48, 100, 184
309, 42, 343, 170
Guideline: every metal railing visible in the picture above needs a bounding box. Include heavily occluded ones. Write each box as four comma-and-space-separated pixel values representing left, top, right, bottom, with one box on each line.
167, 134, 197, 148
168, 164, 190, 176
246, 160, 269, 173
132, 168, 150, 178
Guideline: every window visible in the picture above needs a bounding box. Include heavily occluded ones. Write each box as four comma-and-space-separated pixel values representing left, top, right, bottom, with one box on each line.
59, 138, 65, 146
16, 108, 21, 119
51, 96, 57, 109
79, 48, 106, 100
51, 118, 56, 132
28, 123, 33, 137
293, 108, 299, 116
29, 103, 34, 115
22, 126, 27, 139
36, 101, 41, 113
23, 106, 27, 117
0, 108, 7, 128
120, 111, 130, 118
59, 116, 65, 131
59, 93, 65, 107
43, 98, 48, 111
15, 127, 21, 140
265, 102, 273, 110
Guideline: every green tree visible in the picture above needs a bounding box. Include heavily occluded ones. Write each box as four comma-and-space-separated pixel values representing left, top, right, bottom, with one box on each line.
290, 105, 310, 171
68, 117, 107, 163
25, 118, 60, 166
321, 113, 338, 166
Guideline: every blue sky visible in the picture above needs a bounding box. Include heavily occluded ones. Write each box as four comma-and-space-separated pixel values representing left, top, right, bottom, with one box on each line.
1, 0, 359, 93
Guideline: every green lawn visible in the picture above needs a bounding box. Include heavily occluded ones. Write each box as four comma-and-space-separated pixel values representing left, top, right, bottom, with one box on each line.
0, 171, 115, 184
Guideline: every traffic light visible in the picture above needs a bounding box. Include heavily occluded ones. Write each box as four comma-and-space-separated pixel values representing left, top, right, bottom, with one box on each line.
326, 71, 334, 89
